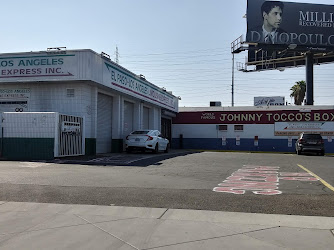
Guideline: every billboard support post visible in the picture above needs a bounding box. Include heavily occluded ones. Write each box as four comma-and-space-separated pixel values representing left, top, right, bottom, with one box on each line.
306, 53, 314, 105
232, 53, 235, 107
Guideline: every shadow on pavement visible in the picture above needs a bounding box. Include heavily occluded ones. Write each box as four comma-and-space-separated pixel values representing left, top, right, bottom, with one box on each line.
53, 150, 202, 167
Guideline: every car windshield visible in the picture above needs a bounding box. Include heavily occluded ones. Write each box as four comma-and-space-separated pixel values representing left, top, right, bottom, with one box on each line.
131, 130, 150, 135
303, 134, 322, 139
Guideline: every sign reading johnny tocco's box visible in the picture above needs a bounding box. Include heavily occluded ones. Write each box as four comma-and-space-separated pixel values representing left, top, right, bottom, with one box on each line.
172, 110, 334, 124
246, 0, 334, 48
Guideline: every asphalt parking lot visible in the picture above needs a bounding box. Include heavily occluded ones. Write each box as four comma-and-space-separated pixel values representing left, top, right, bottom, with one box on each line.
0, 150, 333, 216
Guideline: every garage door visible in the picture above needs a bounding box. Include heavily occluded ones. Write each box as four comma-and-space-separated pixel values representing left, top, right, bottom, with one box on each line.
143, 107, 150, 129
97, 93, 113, 153
123, 101, 134, 137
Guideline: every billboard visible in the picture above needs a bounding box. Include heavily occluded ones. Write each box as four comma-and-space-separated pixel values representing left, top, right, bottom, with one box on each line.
254, 96, 285, 106
246, 0, 334, 49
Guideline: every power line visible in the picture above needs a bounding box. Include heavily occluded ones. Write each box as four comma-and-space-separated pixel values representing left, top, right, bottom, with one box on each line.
121, 47, 229, 57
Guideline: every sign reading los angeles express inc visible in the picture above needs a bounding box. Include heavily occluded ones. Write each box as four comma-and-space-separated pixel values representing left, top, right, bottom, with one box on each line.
246, 0, 334, 48
0, 53, 77, 81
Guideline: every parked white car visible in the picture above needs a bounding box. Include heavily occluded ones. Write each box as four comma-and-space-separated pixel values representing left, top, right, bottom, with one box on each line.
125, 130, 169, 153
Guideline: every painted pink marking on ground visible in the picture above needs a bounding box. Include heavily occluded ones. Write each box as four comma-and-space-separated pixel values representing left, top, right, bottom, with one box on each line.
237, 170, 278, 173
213, 165, 281, 195
226, 176, 276, 181
213, 187, 245, 195
279, 172, 318, 181
279, 177, 319, 181
230, 174, 279, 183
253, 190, 282, 195
213, 166, 320, 195
242, 165, 280, 170
280, 172, 313, 177
219, 181, 278, 188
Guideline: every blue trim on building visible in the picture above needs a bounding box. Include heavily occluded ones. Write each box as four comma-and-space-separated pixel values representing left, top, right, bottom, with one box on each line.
172, 138, 334, 153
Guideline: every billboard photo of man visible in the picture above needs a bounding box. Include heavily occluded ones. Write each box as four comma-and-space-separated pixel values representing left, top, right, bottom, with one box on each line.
247, 1, 286, 44
247, 0, 334, 48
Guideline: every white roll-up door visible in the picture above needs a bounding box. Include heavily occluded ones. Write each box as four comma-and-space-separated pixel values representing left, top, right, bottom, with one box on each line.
123, 101, 134, 137
97, 93, 113, 153
143, 107, 150, 129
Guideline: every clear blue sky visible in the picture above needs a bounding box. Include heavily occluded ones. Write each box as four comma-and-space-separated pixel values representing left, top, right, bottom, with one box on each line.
2, 0, 333, 107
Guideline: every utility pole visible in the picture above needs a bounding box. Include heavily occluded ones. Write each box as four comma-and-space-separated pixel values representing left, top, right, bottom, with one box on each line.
115, 46, 119, 64
231, 35, 243, 107
305, 52, 314, 105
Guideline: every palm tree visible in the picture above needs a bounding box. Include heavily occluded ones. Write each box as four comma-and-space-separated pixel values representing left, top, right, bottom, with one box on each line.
290, 80, 306, 105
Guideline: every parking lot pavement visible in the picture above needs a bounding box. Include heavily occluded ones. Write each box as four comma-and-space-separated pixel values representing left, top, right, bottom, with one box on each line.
53, 149, 194, 166
1, 151, 334, 217
0, 201, 333, 250
87, 154, 149, 165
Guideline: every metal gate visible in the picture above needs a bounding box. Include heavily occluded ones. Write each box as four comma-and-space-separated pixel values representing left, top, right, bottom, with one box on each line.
57, 114, 84, 157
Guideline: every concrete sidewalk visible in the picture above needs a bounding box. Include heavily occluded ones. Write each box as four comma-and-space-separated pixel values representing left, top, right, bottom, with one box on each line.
0, 202, 333, 249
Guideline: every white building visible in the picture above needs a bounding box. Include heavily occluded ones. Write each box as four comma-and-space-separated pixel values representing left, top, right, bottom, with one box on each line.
172, 105, 334, 153
0, 48, 178, 159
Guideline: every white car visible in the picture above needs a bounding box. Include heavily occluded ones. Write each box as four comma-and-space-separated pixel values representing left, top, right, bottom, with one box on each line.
125, 130, 169, 153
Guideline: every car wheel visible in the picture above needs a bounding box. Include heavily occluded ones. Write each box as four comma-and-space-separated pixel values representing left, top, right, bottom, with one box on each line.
320, 150, 325, 156
154, 143, 159, 154
126, 147, 132, 153
164, 143, 170, 153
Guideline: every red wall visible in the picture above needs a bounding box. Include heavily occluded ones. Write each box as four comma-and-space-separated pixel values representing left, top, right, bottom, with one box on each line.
173, 110, 334, 124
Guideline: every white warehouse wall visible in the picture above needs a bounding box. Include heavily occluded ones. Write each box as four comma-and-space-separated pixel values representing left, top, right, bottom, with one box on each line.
173, 124, 278, 139
3, 82, 97, 139
2, 112, 57, 138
